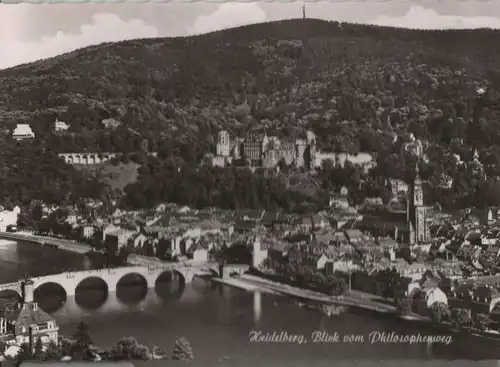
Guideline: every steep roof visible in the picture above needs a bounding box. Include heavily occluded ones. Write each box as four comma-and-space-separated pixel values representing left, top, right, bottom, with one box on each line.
6, 302, 55, 329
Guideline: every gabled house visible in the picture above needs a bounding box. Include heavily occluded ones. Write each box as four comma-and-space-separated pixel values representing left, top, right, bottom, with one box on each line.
2, 280, 58, 346
344, 229, 364, 245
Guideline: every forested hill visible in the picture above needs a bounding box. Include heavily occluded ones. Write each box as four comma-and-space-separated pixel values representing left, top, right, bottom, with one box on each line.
2, 19, 500, 210
2, 19, 500, 153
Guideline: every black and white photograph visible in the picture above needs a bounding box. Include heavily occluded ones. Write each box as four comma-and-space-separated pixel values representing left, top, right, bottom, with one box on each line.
1, 0, 500, 363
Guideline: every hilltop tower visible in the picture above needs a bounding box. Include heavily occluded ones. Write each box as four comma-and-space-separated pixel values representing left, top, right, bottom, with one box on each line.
216, 130, 230, 157
407, 162, 428, 245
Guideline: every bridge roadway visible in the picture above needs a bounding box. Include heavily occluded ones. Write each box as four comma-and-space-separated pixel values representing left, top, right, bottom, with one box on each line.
0, 263, 223, 299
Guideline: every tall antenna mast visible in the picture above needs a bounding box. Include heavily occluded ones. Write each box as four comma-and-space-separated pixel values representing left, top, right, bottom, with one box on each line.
302, 4, 306, 19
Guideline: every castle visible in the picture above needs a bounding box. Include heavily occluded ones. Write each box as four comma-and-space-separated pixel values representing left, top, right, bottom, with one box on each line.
209, 130, 317, 169
407, 162, 430, 245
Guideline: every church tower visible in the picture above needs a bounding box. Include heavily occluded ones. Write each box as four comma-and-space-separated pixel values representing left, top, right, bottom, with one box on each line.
408, 162, 427, 245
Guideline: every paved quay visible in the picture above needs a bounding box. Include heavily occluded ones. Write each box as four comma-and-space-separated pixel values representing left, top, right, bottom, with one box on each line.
0, 232, 92, 254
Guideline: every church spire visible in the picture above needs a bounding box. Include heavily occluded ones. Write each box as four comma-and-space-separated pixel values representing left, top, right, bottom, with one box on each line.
414, 161, 421, 184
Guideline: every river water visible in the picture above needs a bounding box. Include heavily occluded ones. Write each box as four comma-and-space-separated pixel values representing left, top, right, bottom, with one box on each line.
0, 240, 496, 361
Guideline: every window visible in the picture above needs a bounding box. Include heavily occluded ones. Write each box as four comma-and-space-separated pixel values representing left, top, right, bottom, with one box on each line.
21, 327, 26, 333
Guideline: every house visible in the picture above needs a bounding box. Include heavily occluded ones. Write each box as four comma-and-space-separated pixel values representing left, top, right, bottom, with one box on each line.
12, 124, 35, 141
66, 210, 77, 225
329, 194, 349, 209
187, 241, 209, 263
105, 228, 137, 249
101, 118, 122, 129
344, 229, 364, 244
312, 214, 328, 231
325, 258, 362, 276
295, 216, 313, 231
288, 247, 329, 270
387, 178, 409, 197
220, 224, 234, 236
234, 220, 257, 233
424, 287, 448, 308
53, 119, 69, 132
0, 207, 20, 232
130, 233, 148, 248
81, 225, 95, 239
1, 280, 58, 346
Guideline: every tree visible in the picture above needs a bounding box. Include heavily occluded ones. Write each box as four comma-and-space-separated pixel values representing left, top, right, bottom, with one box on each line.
475, 312, 492, 332
452, 308, 473, 331
31, 204, 43, 222
171, 337, 194, 361
111, 337, 152, 361
396, 296, 413, 315
74, 321, 93, 346
71, 321, 94, 360
430, 302, 451, 325
44, 340, 62, 361
33, 338, 44, 360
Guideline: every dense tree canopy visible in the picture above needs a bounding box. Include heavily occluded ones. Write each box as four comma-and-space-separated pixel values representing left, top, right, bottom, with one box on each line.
3, 20, 500, 210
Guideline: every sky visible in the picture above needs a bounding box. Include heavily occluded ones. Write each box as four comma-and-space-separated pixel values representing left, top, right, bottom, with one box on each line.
1, 1, 500, 70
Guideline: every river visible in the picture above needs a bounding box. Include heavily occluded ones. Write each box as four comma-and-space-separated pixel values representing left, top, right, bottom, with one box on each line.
0, 240, 496, 361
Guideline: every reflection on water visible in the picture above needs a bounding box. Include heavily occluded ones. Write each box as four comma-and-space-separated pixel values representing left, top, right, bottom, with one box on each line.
75, 277, 109, 310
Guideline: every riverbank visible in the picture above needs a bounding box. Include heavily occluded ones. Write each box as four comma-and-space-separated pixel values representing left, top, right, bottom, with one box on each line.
213, 272, 429, 320
0, 232, 91, 254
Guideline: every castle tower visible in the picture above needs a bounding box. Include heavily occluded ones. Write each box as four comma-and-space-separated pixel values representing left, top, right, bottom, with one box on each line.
216, 130, 230, 157
306, 130, 316, 170
295, 139, 307, 168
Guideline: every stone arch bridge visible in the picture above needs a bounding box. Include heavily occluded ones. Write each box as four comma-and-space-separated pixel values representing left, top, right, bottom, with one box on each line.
0, 263, 224, 299
58, 152, 159, 165
58, 152, 117, 165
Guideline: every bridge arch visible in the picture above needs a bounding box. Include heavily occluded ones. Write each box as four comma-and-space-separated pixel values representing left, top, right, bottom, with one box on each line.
34, 281, 67, 313
75, 276, 109, 310
116, 272, 149, 289
0, 289, 22, 302
75, 276, 108, 293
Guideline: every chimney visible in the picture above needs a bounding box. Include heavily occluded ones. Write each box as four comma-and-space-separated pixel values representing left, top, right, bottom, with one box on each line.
28, 326, 34, 354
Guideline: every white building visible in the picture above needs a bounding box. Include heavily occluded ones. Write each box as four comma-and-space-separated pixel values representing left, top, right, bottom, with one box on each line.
12, 124, 35, 141
53, 119, 69, 132
0, 207, 20, 232
425, 287, 448, 308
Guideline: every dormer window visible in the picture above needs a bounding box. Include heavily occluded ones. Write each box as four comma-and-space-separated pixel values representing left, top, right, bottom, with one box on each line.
32, 303, 38, 311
